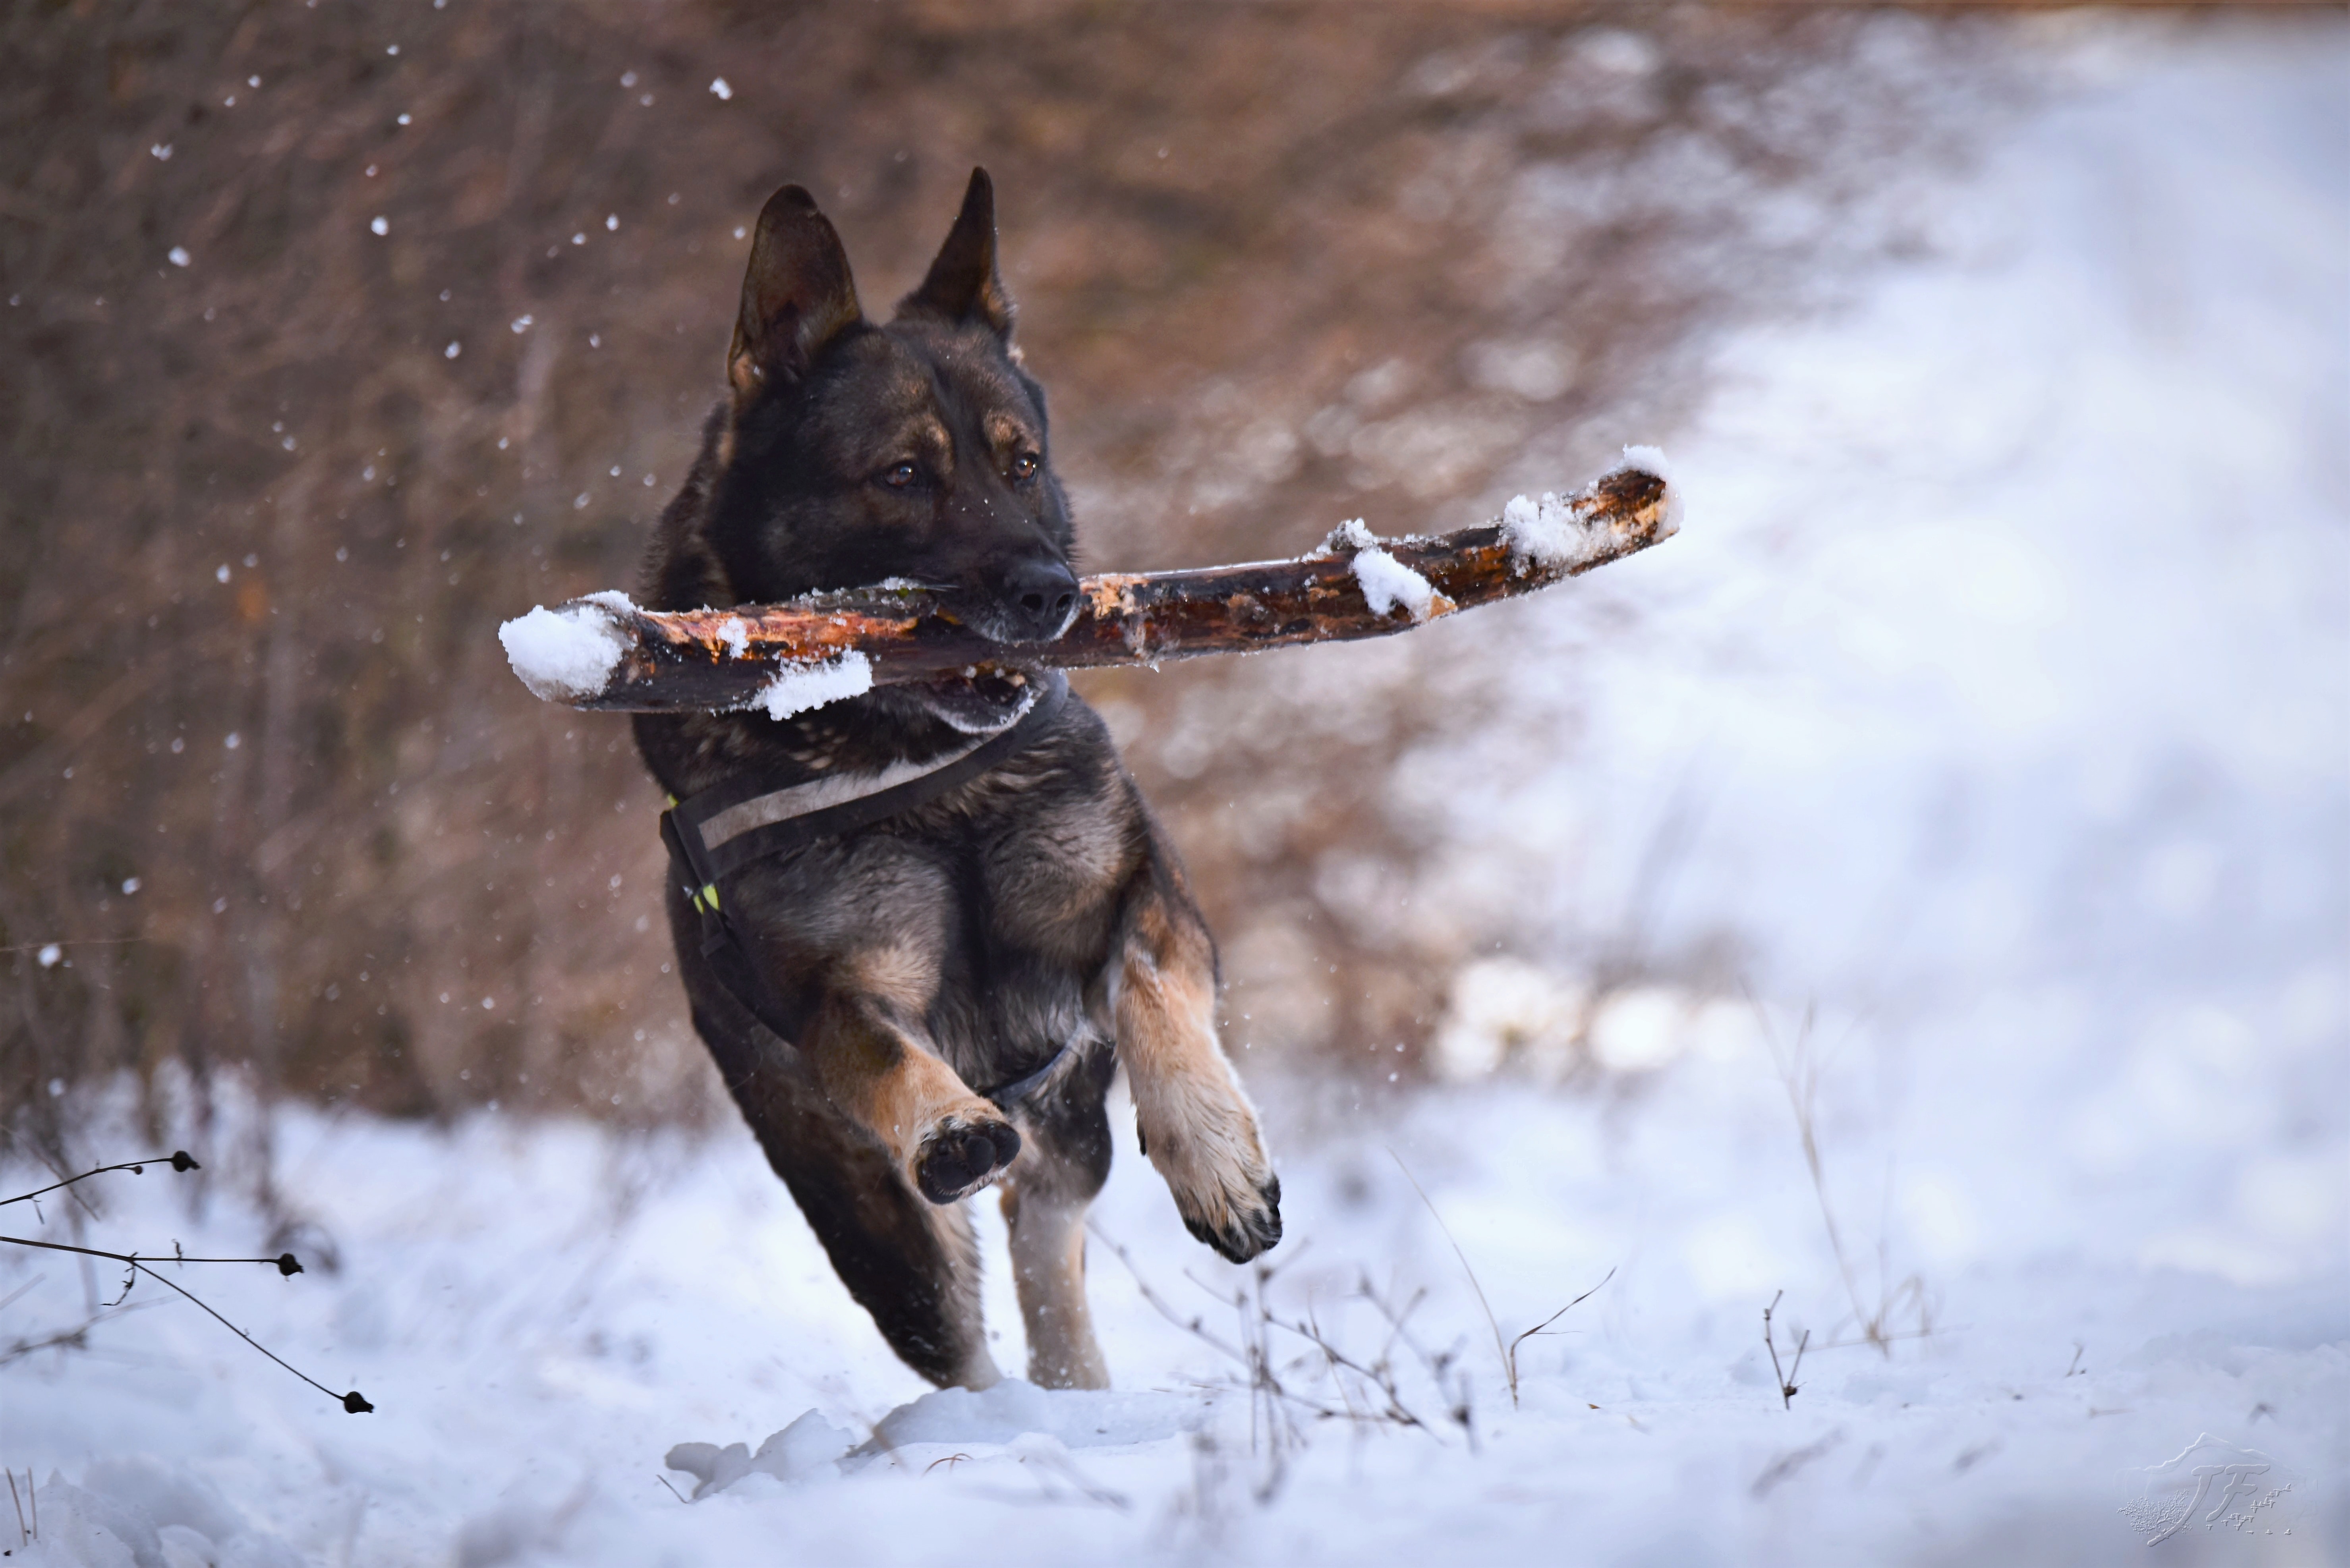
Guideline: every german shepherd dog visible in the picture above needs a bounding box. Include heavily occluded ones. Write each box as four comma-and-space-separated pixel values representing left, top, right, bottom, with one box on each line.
632, 170, 1281, 1391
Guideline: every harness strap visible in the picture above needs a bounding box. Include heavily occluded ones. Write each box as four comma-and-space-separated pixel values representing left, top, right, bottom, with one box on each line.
659, 672, 1079, 1107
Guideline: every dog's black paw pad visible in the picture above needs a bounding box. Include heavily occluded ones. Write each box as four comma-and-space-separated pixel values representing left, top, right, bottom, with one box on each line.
915, 1118, 1021, 1204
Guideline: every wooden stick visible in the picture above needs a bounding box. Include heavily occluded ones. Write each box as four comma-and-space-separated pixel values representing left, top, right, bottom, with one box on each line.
500, 456, 1677, 713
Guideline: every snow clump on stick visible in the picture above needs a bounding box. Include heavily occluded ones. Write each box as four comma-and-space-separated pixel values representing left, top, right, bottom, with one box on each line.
498, 596, 632, 703
756, 651, 874, 720
1330, 518, 1437, 622
1503, 445, 1681, 572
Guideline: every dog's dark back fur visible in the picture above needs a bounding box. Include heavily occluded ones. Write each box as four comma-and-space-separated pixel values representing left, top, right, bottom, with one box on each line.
631, 172, 1279, 1390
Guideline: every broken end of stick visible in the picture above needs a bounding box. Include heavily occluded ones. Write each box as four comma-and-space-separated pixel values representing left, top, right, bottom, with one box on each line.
1497, 448, 1680, 577
1613, 444, 1682, 542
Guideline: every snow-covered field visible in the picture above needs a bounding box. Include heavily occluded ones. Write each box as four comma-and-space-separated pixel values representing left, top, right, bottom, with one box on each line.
6, 21, 2344, 1568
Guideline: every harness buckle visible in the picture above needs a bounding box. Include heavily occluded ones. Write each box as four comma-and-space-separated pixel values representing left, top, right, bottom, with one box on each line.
660, 808, 734, 958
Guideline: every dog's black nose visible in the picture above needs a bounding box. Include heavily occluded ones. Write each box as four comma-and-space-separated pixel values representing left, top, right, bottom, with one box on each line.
999, 557, 1079, 642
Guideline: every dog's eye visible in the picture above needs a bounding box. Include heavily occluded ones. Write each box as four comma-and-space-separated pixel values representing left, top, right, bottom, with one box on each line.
1009, 452, 1039, 482
881, 461, 920, 489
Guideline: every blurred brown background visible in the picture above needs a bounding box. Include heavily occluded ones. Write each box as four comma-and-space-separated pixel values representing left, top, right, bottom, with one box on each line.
0, 0, 2005, 1155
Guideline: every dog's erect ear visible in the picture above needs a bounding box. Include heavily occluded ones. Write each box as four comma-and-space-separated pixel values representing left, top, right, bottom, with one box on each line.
898, 167, 1014, 338
728, 185, 864, 400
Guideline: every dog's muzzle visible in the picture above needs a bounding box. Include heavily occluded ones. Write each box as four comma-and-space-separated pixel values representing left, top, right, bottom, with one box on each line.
980, 557, 1080, 644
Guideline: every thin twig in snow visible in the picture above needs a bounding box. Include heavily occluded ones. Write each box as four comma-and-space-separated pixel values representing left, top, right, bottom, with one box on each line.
1385, 1148, 1515, 1405
1504, 1266, 1617, 1393
0, 1298, 159, 1368
1749, 992, 1935, 1358
1, 1156, 370, 1413
1763, 1290, 1809, 1410
1084, 1219, 1453, 1460
0, 1151, 199, 1210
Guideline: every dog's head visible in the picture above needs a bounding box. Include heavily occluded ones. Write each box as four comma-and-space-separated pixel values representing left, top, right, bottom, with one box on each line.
702, 170, 1078, 653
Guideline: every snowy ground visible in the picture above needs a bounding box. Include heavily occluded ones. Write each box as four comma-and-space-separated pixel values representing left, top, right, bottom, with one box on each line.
5, 1067, 2340, 1568
6, 19, 2345, 1568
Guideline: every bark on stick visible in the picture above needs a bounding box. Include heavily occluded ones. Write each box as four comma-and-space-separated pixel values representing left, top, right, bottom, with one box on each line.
499, 456, 1678, 714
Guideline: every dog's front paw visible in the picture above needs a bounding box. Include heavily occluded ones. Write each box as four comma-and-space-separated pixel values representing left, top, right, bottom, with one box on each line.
1140, 1103, 1282, 1263
1181, 1169, 1282, 1264
914, 1108, 1022, 1204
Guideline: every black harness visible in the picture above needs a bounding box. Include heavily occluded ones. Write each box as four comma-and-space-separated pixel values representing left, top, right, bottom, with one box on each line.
658, 671, 1077, 1108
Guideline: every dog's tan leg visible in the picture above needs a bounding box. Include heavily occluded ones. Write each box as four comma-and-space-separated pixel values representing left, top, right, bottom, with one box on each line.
789, 987, 1010, 1392
999, 1179, 1108, 1389
926, 1194, 1004, 1390
799, 946, 1022, 1205
691, 989, 1001, 1389
1114, 873, 1282, 1263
